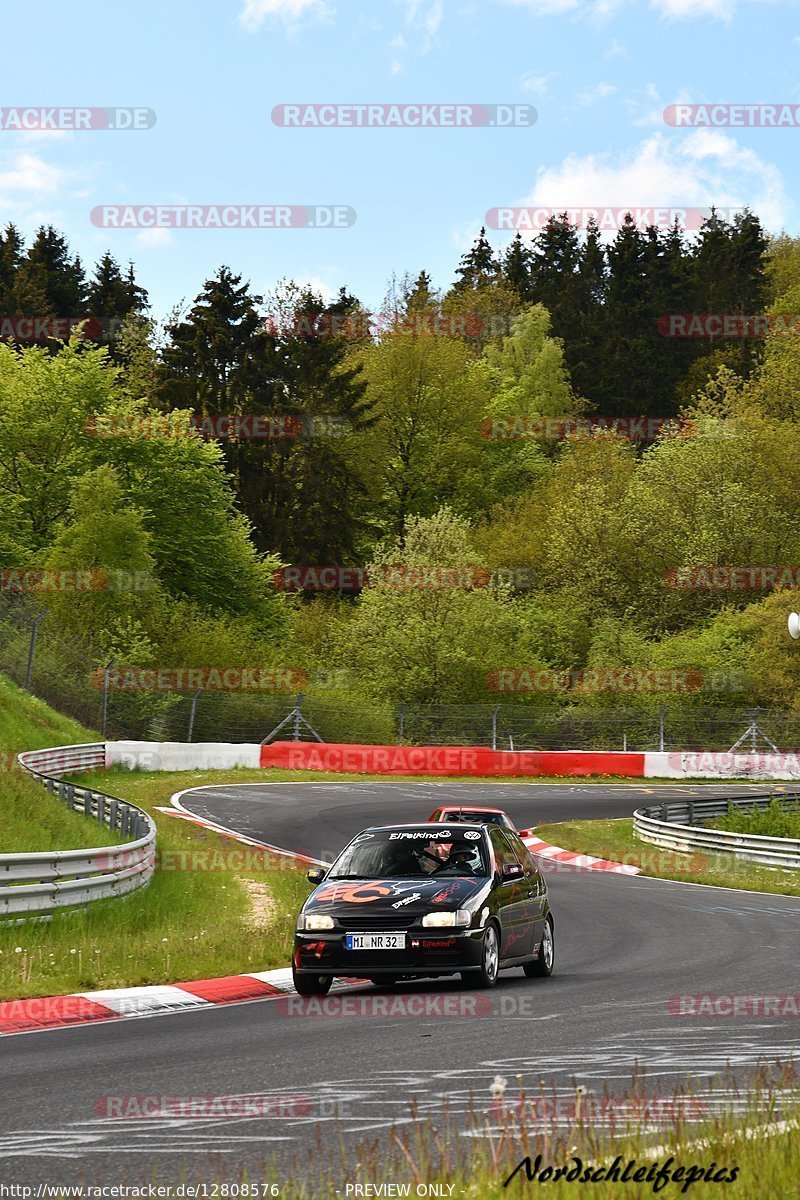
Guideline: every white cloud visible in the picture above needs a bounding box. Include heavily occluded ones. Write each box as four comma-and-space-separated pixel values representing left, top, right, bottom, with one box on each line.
238, 0, 332, 32
293, 274, 338, 303
496, 0, 759, 19
651, 0, 731, 16
499, 0, 580, 12
0, 153, 72, 230
576, 81, 618, 105
18, 129, 73, 143
516, 131, 787, 233
136, 228, 173, 248
0, 152, 66, 196
625, 82, 668, 128
520, 72, 556, 95
389, 0, 443, 72
604, 37, 628, 57
403, 0, 444, 43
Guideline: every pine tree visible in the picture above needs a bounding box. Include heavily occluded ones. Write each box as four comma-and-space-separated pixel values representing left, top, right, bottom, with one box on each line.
452, 227, 499, 292
88, 253, 147, 318
14, 226, 86, 318
692, 208, 735, 314
0, 224, 23, 316
530, 215, 581, 314
502, 233, 534, 303
86, 253, 148, 346
161, 266, 267, 413
405, 270, 437, 315
568, 219, 607, 405
691, 208, 768, 380
255, 286, 374, 562
601, 215, 652, 416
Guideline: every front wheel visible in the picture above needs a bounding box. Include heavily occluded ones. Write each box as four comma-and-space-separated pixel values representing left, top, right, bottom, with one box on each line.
465, 923, 500, 989
524, 916, 554, 978
292, 966, 333, 996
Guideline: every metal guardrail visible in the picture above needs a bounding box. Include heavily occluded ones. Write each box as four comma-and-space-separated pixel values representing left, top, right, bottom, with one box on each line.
633, 792, 800, 869
1, 743, 156, 918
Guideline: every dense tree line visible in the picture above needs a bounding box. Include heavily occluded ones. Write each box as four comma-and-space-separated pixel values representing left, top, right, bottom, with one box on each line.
1, 213, 798, 721
448, 210, 769, 416
0, 223, 147, 340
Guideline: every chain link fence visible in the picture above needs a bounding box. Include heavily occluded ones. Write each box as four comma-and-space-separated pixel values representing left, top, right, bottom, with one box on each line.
1, 591, 799, 751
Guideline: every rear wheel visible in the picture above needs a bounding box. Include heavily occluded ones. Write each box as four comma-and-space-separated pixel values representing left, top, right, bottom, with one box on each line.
465, 923, 500, 989
292, 967, 333, 996
524, 916, 554, 978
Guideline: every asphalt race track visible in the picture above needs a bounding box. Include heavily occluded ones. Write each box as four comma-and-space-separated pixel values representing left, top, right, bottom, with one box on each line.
1, 780, 799, 1188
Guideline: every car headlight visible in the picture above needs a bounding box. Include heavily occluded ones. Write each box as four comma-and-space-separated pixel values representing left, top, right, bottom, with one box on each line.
298, 913, 335, 931
421, 910, 471, 928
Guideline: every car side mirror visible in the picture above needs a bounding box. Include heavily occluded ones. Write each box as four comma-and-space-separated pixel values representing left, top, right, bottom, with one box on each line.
307, 867, 327, 884
501, 862, 524, 881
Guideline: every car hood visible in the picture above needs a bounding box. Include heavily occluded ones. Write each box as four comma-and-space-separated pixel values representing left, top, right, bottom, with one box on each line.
306, 875, 486, 913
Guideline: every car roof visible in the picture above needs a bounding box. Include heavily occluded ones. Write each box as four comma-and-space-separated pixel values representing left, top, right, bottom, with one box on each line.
359, 821, 487, 833
436, 805, 507, 814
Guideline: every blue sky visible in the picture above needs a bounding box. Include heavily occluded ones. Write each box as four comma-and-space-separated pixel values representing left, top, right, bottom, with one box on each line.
1, 0, 799, 321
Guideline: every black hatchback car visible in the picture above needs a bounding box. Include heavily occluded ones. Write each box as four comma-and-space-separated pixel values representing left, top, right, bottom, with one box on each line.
292, 822, 554, 994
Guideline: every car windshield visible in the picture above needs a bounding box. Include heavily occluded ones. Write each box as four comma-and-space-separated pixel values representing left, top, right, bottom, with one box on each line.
445, 811, 507, 826
328, 829, 489, 879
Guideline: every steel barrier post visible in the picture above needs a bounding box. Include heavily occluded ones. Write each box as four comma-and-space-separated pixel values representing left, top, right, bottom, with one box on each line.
24, 611, 48, 691
187, 687, 203, 742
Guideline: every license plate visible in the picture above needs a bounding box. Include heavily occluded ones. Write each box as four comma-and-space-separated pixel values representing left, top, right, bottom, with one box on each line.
345, 932, 406, 951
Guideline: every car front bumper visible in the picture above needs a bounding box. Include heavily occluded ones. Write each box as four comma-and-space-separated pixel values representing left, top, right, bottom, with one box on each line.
293, 927, 487, 978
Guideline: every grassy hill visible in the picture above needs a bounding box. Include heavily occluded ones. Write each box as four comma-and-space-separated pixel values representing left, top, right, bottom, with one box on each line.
0, 672, 107, 853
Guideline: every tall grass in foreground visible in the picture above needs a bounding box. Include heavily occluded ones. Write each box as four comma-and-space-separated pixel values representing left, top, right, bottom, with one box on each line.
279, 1069, 800, 1198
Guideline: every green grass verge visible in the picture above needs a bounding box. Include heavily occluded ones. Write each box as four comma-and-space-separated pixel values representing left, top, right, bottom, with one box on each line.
0, 674, 120, 853
709, 796, 800, 839
534, 818, 800, 897
0, 761, 310, 1000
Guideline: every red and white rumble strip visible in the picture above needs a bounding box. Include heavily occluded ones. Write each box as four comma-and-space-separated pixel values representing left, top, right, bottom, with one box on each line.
0, 968, 365, 1035
522, 834, 640, 876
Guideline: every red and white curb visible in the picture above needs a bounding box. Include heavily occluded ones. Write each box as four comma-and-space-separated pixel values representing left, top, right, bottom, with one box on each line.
521, 834, 640, 876
0, 967, 367, 1036
154, 802, 323, 866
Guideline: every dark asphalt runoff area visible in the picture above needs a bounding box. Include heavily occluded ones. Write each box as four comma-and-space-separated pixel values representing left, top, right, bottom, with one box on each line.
1, 780, 799, 1189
